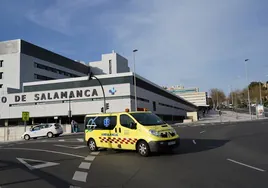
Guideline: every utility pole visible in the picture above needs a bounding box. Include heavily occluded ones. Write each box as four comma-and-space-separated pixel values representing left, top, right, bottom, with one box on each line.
245, 59, 252, 119
230, 85, 234, 106
259, 81, 262, 105
217, 90, 219, 108
68, 97, 71, 124
235, 92, 238, 119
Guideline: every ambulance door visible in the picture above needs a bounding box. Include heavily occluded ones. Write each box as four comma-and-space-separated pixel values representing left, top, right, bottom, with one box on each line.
85, 115, 116, 149
115, 114, 138, 150
85, 116, 104, 148
99, 115, 117, 149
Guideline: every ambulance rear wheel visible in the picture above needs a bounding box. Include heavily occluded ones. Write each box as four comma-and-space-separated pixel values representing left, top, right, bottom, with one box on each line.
88, 138, 98, 152
137, 140, 150, 157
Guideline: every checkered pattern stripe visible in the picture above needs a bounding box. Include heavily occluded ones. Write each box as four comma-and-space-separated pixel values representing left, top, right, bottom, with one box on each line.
99, 137, 138, 145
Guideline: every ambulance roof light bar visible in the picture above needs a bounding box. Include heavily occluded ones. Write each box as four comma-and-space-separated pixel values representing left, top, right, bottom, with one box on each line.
125, 108, 147, 112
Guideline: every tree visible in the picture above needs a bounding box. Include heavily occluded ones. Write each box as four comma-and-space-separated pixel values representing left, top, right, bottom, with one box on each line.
207, 97, 213, 107
227, 81, 268, 108
228, 89, 247, 108
209, 88, 226, 108
243, 82, 268, 104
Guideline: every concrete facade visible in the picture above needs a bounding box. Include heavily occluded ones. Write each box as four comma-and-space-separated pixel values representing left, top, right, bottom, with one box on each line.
89, 52, 130, 75
0, 39, 88, 91
0, 52, 20, 90
166, 86, 208, 107
0, 72, 197, 126
21, 53, 85, 86
177, 92, 208, 106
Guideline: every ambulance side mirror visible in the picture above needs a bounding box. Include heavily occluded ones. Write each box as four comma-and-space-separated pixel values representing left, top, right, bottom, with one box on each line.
130, 122, 137, 129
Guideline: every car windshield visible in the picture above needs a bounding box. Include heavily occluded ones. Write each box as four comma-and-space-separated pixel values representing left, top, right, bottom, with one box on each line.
129, 112, 165, 126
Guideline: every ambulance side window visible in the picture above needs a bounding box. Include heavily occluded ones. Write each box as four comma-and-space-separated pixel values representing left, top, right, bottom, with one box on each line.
120, 114, 135, 129
86, 116, 117, 130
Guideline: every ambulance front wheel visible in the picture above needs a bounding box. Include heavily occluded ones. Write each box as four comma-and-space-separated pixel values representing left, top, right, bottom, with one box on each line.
137, 140, 150, 157
88, 138, 98, 152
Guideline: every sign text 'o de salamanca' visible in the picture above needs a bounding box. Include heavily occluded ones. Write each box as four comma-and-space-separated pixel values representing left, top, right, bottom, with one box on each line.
6, 89, 99, 103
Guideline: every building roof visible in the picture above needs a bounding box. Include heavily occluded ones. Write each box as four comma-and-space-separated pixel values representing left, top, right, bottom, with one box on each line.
0, 39, 89, 74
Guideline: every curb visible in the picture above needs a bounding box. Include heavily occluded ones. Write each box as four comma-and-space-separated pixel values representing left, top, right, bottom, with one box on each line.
0, 140, 22, 145
61, 132, 84, 137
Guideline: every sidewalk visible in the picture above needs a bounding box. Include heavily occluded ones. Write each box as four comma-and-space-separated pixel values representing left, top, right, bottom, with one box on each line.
175, 110, 265, 126
0, 132, 84, 144
199, 110, 253, 123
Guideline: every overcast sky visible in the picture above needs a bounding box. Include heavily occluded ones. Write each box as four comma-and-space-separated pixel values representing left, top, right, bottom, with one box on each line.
1, 0, 268, 93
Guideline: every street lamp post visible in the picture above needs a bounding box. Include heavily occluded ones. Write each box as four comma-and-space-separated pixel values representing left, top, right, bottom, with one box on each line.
88, 69, 106, 113
92, 75, 106, 113
133, 49, 138, 111
216, 89, 219, 108
245, 59, 252, 119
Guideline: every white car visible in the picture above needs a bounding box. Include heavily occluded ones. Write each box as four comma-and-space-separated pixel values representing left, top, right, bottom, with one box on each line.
22, 123, 63, 140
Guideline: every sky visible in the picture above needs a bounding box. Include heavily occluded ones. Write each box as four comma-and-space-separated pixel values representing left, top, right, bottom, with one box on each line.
1, 0, 268, 94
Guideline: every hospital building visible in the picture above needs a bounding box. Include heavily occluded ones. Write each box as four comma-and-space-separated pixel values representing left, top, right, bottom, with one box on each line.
0, 39, 197, 126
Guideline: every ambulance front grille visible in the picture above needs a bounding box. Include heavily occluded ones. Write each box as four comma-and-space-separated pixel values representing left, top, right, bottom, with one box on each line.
160, 132, 175, 138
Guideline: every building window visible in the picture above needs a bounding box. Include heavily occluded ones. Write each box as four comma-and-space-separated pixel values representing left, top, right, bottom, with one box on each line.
0, 60, 3, 67
34, 74, 54, 80
109, 60, 112, 74
34, 62, 78, 77
137, 97, 149, 103
153, 101, 156, 111
0, 84, 2, 88
0, 72, 3, 79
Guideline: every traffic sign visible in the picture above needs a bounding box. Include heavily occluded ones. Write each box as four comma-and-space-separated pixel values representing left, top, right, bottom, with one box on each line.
22, 111, 29, 121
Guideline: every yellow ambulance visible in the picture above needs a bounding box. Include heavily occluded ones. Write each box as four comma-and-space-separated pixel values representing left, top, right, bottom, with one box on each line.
84, 109, 180, 156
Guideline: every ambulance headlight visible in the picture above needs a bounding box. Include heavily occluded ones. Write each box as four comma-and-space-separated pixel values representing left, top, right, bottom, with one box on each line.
149, 130, 160, 136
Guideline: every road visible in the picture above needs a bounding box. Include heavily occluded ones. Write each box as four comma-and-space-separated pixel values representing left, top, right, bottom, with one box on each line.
0, 120, 268, 188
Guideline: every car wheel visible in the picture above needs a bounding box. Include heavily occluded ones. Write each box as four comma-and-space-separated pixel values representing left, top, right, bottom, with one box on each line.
24, 134, 30, 140
47, 132, 54, 138
88, 138, 98, 152
137, 140, 150, 157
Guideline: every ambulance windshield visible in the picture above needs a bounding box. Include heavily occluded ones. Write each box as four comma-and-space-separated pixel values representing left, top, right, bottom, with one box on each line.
130, 112, 165, 126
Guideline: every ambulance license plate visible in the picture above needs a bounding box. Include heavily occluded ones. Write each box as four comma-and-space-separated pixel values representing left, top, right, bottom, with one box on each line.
168, 141, 176, 145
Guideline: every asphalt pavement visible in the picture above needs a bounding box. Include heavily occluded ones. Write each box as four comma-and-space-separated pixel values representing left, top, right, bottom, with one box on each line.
0, 120, 268, 188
